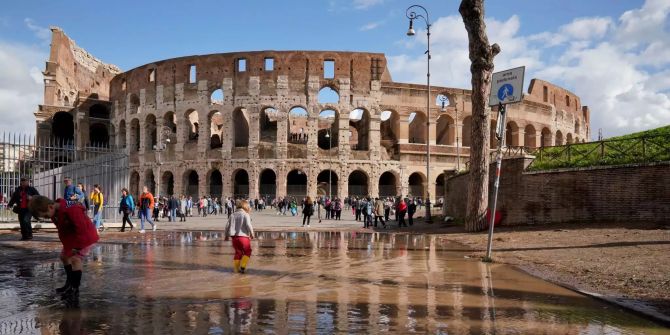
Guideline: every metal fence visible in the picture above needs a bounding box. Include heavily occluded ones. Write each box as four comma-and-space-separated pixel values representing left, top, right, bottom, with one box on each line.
0, 133, 128, 223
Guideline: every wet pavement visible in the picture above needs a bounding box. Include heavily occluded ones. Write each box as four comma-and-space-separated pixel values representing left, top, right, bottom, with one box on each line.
0, 231, 668, 334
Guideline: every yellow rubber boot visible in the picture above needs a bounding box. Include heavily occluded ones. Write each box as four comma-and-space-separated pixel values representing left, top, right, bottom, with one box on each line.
233, 259, 240, 273
240, 256, 250, 273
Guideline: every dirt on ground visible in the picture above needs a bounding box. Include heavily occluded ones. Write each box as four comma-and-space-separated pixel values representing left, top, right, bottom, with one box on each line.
404, 220, 670, 318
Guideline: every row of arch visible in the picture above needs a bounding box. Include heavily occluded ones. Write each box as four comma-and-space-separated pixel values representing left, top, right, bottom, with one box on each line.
129, 168, 447, 200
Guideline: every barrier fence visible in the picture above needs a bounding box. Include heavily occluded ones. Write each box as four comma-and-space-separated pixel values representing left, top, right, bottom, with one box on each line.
0, 133, 128, 223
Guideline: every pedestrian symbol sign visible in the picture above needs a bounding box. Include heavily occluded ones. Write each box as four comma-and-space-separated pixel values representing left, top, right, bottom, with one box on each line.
497, 84, 514, 102
489, 66, 525, 106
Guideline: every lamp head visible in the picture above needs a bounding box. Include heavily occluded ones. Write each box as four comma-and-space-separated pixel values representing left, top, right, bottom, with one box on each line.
407, 19, 416, 36
166, 138, 171, 143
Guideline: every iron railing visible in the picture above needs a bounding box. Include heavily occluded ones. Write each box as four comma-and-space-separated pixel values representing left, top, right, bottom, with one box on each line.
1, 133, 128, 222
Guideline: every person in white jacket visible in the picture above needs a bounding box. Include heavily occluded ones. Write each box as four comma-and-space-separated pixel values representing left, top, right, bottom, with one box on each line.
224, 200, 255, 273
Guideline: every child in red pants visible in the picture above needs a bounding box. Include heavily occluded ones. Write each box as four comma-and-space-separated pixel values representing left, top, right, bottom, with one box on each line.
224, 200, 255, 273
30, 196, 99, 301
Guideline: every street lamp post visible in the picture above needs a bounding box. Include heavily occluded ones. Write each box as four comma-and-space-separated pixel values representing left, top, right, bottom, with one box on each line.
153, 126, 172, 198
325, 129, 332, 199
406, 4, 433, 223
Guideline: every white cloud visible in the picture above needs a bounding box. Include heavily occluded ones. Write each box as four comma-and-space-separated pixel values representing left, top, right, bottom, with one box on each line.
353, 0, 383, 10
388, 0, 670, 137
24, 18, 50, 42
0, 41, 46, 135
360, 21, 381, 31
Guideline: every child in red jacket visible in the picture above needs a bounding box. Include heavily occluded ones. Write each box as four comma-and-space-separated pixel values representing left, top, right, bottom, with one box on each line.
30, 196, 99, 301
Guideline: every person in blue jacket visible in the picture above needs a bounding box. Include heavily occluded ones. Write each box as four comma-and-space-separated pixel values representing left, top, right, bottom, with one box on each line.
119, 188, 135, 232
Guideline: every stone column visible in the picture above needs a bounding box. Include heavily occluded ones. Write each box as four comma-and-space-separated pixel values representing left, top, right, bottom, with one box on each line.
398, 118, 409, 144
277, 109, 288, 159
139, 120, 146, 154
428, 110, 437, 146
222, 167, 233, 199
247, 105, 260, 160
369, 111, 382, 161
276, 165, 287, 198
248, 165, 259, 200
198, 167, 208, 198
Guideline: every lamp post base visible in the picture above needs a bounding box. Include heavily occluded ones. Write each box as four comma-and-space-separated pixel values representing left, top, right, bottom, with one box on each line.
425, 200, 433, 223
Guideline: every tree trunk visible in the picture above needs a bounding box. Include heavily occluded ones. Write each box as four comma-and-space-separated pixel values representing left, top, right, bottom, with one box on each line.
459, 0, 500, 232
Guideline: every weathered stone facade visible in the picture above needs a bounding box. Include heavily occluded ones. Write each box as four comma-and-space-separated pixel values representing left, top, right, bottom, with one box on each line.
36, 28, 591, 201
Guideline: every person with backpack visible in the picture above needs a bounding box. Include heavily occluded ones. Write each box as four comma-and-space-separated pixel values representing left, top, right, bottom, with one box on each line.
90, 184, 104, 232
363, 198, 373, 228
139, 186, 155, 233
8, 177, 39, 240
168, 195, 179, 222
118, 188, 135, 232
374, 197, 387, 228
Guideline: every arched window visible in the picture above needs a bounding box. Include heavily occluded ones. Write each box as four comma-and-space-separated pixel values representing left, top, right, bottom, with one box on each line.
408, 112, 427, 144
349, 108, 369, 151
318, 87, 339, 104
288, 107, 308, 144
260, 107, 278, 142
233, 108, 249, 147
318, 109, 338, 149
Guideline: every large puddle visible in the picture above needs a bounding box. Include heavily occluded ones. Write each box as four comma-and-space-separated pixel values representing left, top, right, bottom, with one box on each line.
0, 231, 667, 334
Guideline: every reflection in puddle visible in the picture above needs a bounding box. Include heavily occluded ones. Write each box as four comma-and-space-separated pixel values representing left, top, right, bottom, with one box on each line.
0, 231, 667, 334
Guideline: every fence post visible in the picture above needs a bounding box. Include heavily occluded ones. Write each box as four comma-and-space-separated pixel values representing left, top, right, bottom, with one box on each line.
567, 144, 571, 163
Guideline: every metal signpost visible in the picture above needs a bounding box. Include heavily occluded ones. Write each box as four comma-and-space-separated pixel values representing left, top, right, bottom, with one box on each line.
485, 66, 525, 260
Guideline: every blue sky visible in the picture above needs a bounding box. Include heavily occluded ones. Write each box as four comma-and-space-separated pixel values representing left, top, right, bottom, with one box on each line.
1, 0, 668, 137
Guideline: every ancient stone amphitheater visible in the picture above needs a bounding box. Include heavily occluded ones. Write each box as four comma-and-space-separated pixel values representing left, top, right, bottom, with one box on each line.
36, 28, 590, 201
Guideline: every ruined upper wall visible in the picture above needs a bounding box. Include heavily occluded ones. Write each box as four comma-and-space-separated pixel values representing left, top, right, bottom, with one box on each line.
527, 79, 588, 121
42, 27, 120, 107
109, 51, 390, 103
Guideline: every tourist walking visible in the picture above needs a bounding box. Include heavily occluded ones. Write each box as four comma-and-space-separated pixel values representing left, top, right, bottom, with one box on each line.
397, 198, 408, 227
168, 195, 178, 222
225, 200, 255, 274
90, 185, 104, 232
8, 177, 39, 240
139, 186, 156, 233
30, 195, 99, 305
364, 198, 373, 228
334, 198, 342, 220
179, 195, 187, 222
119, 188, 135, 232
408, 199, 417, 226
302, 196, 314, 227
384, 197, 392, 222
374, 197, 386, 228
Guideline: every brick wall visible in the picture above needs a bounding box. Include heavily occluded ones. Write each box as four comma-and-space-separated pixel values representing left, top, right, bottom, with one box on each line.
445, 157, 670, 225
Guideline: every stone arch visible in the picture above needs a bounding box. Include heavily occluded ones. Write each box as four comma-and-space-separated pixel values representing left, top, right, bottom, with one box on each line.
541, 127, 552, 147
436, 114, 455, 145
52, 111, 74, 146
318, 86, 339, 104
89, 104, 109, 119
348, 170, 369, 197
524, 124, 537, 148
118, 120, 127, 148
555, 130, 564, 145
184, 109, 199, 143
145, 169, 156, 195
233, 108, 249, 147
161, 171, 174, 196
129, 94, 140, 114
408, 111, 427, 144
462, 116, 472, 147
317, 169, 339, 197
260, 107, 278, 142
288, 106, 309, 144
408, 172, 426, 199
286, 169, 307, 198
349, 108, 370, 151
233, 169, 249, 198
575, 119, 580, 134
145, 114, 157, 151
210, 88, 224, 105
163, 111, 177, 142
318, 109, 338, 150
208, 169, 223, 198
505, 121, 519, 147
89, 123, 109, 147
566, 133, 573, 144
259, 169, 277, 199
130, 170, 140, 199
130, 118, 140, 150
209, 110, 223, 149
380, 110, 399, 143
183, 170, 199, 198
378, 171, 399, 197
435, 173, 445, 199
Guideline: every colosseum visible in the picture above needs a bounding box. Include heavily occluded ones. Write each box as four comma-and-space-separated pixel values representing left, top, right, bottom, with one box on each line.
35, 27, 590, 202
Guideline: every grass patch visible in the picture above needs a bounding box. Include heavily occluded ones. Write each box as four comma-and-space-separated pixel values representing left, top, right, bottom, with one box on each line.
528, 126, 670, 171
